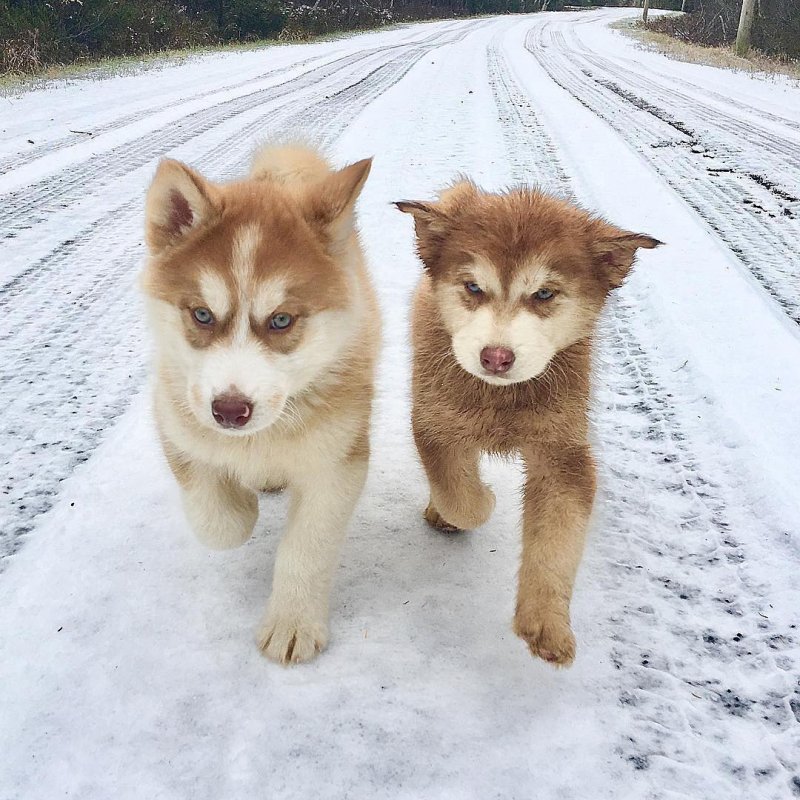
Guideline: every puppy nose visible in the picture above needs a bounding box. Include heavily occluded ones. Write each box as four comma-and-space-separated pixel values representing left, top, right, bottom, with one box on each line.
211, 395, 253, 428
480, 347, 515, 375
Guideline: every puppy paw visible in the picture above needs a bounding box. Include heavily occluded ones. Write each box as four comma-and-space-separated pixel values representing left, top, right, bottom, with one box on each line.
184, 489, 258, 550
424, 502, 461, 532
256, 610, 328, 665
184, 494, 258, 550
428, 486, 495, 531
514, 610, 576, 667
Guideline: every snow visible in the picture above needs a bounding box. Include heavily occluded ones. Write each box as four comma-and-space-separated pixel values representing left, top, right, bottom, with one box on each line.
1, 10, 799, 799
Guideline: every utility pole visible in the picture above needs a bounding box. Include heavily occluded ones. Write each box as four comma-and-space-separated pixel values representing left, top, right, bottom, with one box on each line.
643, 0, 651, 24
735, 0, 758, 56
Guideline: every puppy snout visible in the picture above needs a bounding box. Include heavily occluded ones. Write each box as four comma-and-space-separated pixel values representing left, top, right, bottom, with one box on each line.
211, 394, 253, 429
480, 346, 515, 375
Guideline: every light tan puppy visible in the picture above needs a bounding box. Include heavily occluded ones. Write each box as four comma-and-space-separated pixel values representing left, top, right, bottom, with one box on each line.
142, 144, 380, 664
397, 182, 659, 666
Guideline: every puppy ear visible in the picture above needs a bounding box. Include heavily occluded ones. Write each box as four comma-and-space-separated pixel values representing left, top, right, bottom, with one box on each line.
304, 157, 372, 251
395, 180, 476, 271
394, 200, 450, 269
394, 199, 447, 232
592, 230, 662, 288
394, 200, 436, 217
395, 178, 475, 230
145, 159, 217, 254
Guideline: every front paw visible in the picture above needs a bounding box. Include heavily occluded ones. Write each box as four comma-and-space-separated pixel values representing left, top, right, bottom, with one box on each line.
428, 486, 495, 531
424, 502, 461, 532
514, 608, 576, 667
183, 485, 258, 550
256, 608, 328, 665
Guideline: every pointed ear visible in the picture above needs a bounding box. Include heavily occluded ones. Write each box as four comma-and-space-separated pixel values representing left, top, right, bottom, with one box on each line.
394, 200, 435, 216
395, 180, 476, 270
593, 231, 662, 288
304, 158, 372, 250
145, 159, 217, 254
394, 199, 447, 232
394, 199, 451, 270
394, 179, 474, 230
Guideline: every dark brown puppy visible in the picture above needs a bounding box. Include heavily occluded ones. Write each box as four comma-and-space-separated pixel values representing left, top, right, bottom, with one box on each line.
397, 181, 660, 666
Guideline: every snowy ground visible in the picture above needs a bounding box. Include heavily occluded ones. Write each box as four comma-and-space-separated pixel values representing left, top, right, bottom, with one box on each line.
1, 9, 799, 799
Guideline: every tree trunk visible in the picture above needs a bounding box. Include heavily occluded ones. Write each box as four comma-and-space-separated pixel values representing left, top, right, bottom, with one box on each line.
681, 0, 688, 11
642, 0, 651, 24
735, 0, 758, 56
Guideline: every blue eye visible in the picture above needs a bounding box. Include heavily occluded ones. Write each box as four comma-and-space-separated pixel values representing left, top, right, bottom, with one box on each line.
193, 307, 214, 325
269, 312, 293, 330
465, 282, 482, 294
533, 288, 555, 301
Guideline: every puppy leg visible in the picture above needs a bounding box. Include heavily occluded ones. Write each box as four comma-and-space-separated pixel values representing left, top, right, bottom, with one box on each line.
514, 445, 596, 667
165, 445, 258, 550
413, 428, 495, 531
257, 453, 367, 665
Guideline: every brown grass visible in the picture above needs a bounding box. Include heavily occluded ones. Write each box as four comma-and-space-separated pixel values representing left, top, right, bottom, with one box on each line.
0, 22, 388, 93
614, 19, 800, 83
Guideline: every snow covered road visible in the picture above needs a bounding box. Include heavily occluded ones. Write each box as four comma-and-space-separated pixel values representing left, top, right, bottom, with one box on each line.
1, 10, 799, 799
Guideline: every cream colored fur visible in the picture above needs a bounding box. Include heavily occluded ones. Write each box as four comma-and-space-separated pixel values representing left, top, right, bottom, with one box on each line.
143, 143, 379, 664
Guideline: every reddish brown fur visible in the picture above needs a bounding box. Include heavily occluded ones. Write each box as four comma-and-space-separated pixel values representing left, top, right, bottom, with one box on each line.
400, 182, 660, 666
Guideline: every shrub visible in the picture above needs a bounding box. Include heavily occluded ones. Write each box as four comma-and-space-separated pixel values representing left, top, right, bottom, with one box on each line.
648, 0, 800, 59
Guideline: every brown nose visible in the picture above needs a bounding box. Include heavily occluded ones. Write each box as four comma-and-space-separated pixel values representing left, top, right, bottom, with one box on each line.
211, 395, 253, 428
480, 347, 515, 375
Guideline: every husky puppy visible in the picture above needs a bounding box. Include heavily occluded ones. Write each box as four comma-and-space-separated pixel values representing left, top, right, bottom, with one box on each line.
142, 144, 379, 664
397, 182, 659, 666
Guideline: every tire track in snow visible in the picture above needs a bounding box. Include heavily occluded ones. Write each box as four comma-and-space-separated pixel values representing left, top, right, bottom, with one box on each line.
485, 44, 572, 194
0, 23, 476, 289
563, 21, 800, 183
0, 22, 468, 179
0, 19, 486, 560
2, 22, 478, 301
0, 52, 323, 177
524, 20, 800, 328
0, 22, 471, 244
489, 33, 800, 798
546, 10, 800, 140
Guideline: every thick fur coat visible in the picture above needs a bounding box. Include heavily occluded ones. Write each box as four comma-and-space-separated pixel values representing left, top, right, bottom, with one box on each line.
398, 181, 659, 666
141, 144, 379, 663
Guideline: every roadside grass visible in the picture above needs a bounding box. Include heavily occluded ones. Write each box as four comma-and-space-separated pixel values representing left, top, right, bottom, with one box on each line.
0, 26, 386, 93
614, 18, 800, 82
0, 42, 272, 93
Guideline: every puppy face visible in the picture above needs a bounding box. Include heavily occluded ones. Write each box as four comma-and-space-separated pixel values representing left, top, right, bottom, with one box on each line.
432, 254, 594, 385
142, 158, 370, 435
398, 183, 660, 385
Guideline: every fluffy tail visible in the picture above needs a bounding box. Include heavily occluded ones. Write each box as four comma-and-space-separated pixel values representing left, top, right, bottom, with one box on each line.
250, 143, 331, 185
